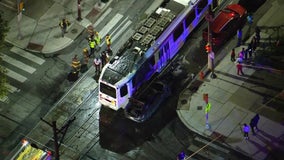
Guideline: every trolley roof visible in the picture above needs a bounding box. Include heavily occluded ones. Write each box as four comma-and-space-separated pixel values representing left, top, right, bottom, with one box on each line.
101, 0, 188, 85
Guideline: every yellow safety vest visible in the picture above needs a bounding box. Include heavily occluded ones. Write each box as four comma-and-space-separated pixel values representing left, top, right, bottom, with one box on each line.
89, 40, 95, 48
106, 36, 111, 45
94, 36, 101, 45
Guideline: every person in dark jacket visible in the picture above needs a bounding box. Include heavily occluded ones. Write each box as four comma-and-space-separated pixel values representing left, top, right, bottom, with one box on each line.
250, 114, 260, 135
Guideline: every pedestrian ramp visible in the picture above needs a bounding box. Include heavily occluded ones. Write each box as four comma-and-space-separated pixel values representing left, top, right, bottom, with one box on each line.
0, 47, 46, 103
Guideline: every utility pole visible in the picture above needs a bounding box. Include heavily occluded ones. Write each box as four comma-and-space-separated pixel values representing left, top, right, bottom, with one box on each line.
205, 5, 216, 79
17, 0, 24, 39
77, 0, 82, 21
41, 117, 76, 160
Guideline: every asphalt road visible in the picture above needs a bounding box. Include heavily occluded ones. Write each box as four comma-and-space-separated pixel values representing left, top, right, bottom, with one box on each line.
2, 0, 283, 159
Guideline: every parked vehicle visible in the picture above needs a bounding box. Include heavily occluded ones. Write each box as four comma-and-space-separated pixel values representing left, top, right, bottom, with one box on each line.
124, 81, 170, 123
202, 4, 247, 46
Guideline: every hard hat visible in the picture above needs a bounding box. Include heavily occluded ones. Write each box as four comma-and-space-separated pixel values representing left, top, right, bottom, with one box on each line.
83, 48, 88, 53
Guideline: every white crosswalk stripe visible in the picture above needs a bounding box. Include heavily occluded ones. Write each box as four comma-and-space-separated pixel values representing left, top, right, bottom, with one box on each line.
112, 19, 132, 42
6, 83, 21, 93
99, 13, 123, 38
3, 67, 28, 83
93, 8, 112, 28
10, 46, 45, 65
0, 47, 45, 101
0, 52, 36, 74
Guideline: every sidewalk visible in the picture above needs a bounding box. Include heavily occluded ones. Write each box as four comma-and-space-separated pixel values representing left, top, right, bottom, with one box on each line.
3, 0, 113, 55
177, 0, 284, 159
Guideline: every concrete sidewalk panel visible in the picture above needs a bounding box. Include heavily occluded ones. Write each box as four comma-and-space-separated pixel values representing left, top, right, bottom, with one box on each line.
38, 3, 66, 27
5, 15, 36, 49
215, 107, 247, 137
41, 27, 73, 54
210, 87, 232, 104
24, 0, 54, 20
197, 84, 218, 100
230, 86, 260, 110
209, 102, 235, 131
29, 24, 52, 47
65, 22, 85, 40
257, 0, 283, 27
260, 116, 284, 140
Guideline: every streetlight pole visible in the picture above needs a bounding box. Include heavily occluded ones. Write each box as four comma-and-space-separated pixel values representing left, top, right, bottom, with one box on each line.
77, 0, 82, 21
17, 0, 23, 40
206, 5, 216, 79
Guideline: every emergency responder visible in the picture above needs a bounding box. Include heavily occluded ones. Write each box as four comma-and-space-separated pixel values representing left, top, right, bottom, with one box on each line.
100, 50, 109, 67
88, 38, 96, 58
81, 48, 89, 73
59, 18, 70, 37
71, 55, 81, 73
105, 34, 111, 51
82, 48, 89, 64
94, 31, 101, 46
93, 56, 102, 74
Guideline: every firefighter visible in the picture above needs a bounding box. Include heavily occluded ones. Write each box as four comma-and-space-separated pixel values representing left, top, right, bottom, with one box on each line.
80, 48, 89, 73
105, 34, 111, 51
82, 48, 89, 64
71, 55, 81, 73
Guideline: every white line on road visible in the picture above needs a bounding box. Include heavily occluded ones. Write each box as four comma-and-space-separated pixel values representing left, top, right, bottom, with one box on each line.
99, 13, 123, 38
2, 66, 27, 83
112, 20, 132, 42
6, 83, 21, 93
0, 52, 36, 74
10, 47, 45, 65
93, 7, 113, 28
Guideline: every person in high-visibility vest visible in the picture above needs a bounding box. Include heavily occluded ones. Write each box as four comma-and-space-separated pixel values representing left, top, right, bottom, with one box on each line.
71, 55, 81, 73
94, 31, 101, 45
105, 34, 111, 51
88, 39, 96, 57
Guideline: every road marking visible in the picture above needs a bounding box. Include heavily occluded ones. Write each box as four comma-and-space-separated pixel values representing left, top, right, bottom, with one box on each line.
10, 46, 45, 65
0, 52, 36, 74
93, 7, 112, 28
99, 13, 123, 38
6, 83, 21, 93
3, 67, 27, 83
112, 20, 132, 42
0, 95, 8, 103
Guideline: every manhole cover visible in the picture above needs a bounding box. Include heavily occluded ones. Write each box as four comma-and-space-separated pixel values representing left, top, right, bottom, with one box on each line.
71, 29, 78, 34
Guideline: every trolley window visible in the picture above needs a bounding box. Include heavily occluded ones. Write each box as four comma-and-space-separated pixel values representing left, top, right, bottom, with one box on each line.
185, 11, 196, 27
173, 22, 184, 41
197, 0, 208, 14
120, 84, 128, 97
100, 83, 116, 98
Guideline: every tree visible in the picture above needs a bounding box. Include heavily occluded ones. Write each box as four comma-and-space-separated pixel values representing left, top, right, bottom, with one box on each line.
0, 11, 10, 99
